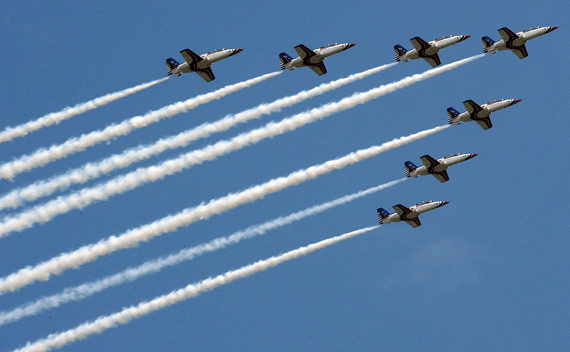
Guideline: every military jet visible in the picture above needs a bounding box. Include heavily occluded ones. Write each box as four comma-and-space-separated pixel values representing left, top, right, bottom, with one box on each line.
447, 98, 522, 130
377, 201, 449, 228
165, 48, 243, 82
405, 153, 478, 183
394, 35, 470, 67
279, 43, 356, 76
482, 26, 558, 59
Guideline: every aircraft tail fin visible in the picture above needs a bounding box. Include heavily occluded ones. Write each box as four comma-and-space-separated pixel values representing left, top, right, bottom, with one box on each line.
393, 45, 408, 62
481, 36, 496, 53
404, 161, 418, 177
377, 208, 390, 224
447, 107, 461, 124
279, 52, 294, 70
165, 58, 180, 76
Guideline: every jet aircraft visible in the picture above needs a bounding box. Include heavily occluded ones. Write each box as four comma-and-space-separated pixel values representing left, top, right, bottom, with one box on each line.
165, 48, 243, 82
377, 201, 449, 228
482, 26, 558, 59
394, 35, 470, 67
279, 43, 356, 76
405, 153, 478, 183
447, 98, 522, 130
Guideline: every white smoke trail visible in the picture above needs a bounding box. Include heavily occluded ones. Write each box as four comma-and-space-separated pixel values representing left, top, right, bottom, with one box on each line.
0, 63, 396, 211
0, 125, 448, 293
12, 226, 378, 352
0, 72, 280, 180
0, 55, 481, 236
0, 78, 169, 144
0, 179, 404, 326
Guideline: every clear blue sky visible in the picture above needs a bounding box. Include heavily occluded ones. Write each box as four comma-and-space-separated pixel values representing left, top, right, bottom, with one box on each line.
1, 0, 569, 351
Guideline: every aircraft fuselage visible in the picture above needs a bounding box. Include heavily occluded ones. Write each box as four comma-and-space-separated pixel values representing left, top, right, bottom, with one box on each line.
398, 35, 469, 61
381, 201, 449, 224
283, 43, 355, 70
451, 99, 521, 125
409, 154, 477, 178
169, 48, 242, 76
485, 26, 557, 53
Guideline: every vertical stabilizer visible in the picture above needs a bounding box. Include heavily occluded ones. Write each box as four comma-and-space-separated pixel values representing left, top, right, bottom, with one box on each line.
481, 36, 496, 53
447, 107, 460, 124
393, 45, 408, 62
279, 52, 294, 70
377, 208, 390, 224
404, 161, 418, 178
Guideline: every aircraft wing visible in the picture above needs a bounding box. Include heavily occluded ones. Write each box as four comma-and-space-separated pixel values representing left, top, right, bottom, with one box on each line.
180, 49, 203, 70
308, 61, 327, 76
498, 27, 519, 44
410, 37, 431, 52
509, 44, 529, 59
463, 100, 483, 115
420, 155, 440, 169
421, 54, 441, 67
433, 170, 450, 183
195, 67, 215, 82
475, 117, 493, 130
404, 218, 422, 228
294, 44, 317, 61
392, 204, 412, 217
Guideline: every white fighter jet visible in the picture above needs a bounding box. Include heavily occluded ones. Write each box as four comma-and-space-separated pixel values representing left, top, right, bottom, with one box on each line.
482, 26, 558, 59
405, 153, 478, 183
447, 98, 522, 130
165, 48, 243, 82
279, 43, 357, 76
394, 35, 471, 67
377, 201, 449, 228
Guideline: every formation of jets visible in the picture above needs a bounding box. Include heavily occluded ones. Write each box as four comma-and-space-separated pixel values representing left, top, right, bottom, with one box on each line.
164, 25, 557, 228
165, 26, 556, 81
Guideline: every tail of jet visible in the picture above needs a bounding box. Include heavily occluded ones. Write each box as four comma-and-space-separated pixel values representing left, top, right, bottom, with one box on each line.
393, 45, 408, 62
377, 208, 390, 224
279, 52, 294, 70
404, 161, 418, 178
165, 58, 180, 76
481, 36, 496, 53
447, 107, 460, 124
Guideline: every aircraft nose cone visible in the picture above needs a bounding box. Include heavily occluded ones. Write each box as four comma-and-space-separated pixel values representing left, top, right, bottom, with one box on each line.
467, 153, 478, 160
236, 48, 244, 53
513, 99, 522, 105
442, 201, 450, 206
347, 43, 357, 49
464, 35, 471, 40
552, 26, 558, 30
